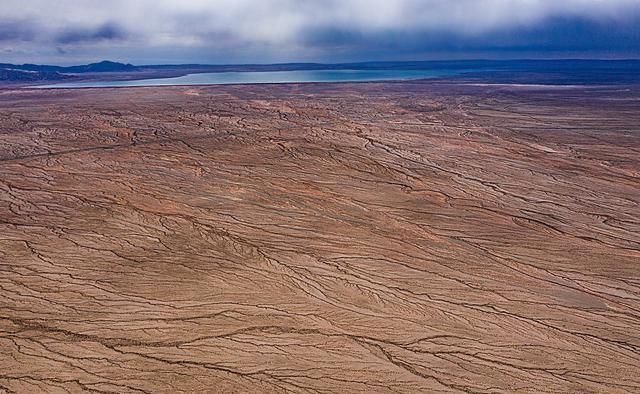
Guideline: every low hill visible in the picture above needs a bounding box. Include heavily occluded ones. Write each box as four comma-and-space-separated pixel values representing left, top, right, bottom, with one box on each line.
0, 68, 73, 82
0, 61, 138, 82
65, 60, 138, 73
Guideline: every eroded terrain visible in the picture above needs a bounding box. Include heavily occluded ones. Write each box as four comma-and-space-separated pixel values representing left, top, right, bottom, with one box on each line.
1, 82, 639, 393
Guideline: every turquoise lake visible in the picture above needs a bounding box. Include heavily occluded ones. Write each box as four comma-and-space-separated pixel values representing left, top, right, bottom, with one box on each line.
38, 69, 473, 88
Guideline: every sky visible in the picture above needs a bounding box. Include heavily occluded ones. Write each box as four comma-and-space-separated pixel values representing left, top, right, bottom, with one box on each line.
1, 0, 639, 65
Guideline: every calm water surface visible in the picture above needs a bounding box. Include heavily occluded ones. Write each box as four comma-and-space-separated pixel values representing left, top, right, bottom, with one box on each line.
39, 69, 472, 88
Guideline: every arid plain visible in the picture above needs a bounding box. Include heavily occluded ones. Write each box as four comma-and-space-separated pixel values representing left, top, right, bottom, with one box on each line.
1, 81, 639, 393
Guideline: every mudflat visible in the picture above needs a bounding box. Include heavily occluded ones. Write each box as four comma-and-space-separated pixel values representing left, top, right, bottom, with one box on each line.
1, 82, 639, 393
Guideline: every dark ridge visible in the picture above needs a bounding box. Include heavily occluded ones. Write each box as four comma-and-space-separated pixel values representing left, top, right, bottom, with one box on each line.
66, 60, 138, 73
0, 68, 73, 82
0, 60, 138, 81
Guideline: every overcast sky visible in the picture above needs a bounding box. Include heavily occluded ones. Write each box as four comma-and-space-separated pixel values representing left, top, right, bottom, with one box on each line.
1, 0, 639, 65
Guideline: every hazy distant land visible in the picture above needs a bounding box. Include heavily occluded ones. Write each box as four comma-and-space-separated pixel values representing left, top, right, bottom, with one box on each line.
2, 59, 640, 87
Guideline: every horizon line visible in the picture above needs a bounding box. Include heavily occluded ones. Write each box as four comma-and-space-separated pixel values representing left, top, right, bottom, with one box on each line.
4, 57, 640, 68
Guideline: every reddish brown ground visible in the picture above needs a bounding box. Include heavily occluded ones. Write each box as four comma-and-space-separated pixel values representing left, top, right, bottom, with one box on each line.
1, 82, 639, 393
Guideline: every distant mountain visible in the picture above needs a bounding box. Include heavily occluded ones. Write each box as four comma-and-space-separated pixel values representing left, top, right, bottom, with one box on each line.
0, 68, 73, 82
0, 61, 139, 82
65, 61, 138, 73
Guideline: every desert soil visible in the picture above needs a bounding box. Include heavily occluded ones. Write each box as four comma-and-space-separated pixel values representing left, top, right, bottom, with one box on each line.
1, 82, 639, 392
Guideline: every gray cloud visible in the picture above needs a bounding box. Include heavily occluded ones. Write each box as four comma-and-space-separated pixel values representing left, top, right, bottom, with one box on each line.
55, 23, 128, 45
0, 19, 35, 42
0, 0, 639, 64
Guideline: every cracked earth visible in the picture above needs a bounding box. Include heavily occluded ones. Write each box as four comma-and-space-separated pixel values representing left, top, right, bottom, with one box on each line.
0, 82, 639, 393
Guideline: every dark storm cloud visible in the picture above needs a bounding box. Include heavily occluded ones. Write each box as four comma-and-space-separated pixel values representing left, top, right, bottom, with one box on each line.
55, 23, 128, 44
0, 19, 35, 42
300, 15, 640, 54
1, 0, 639, 64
